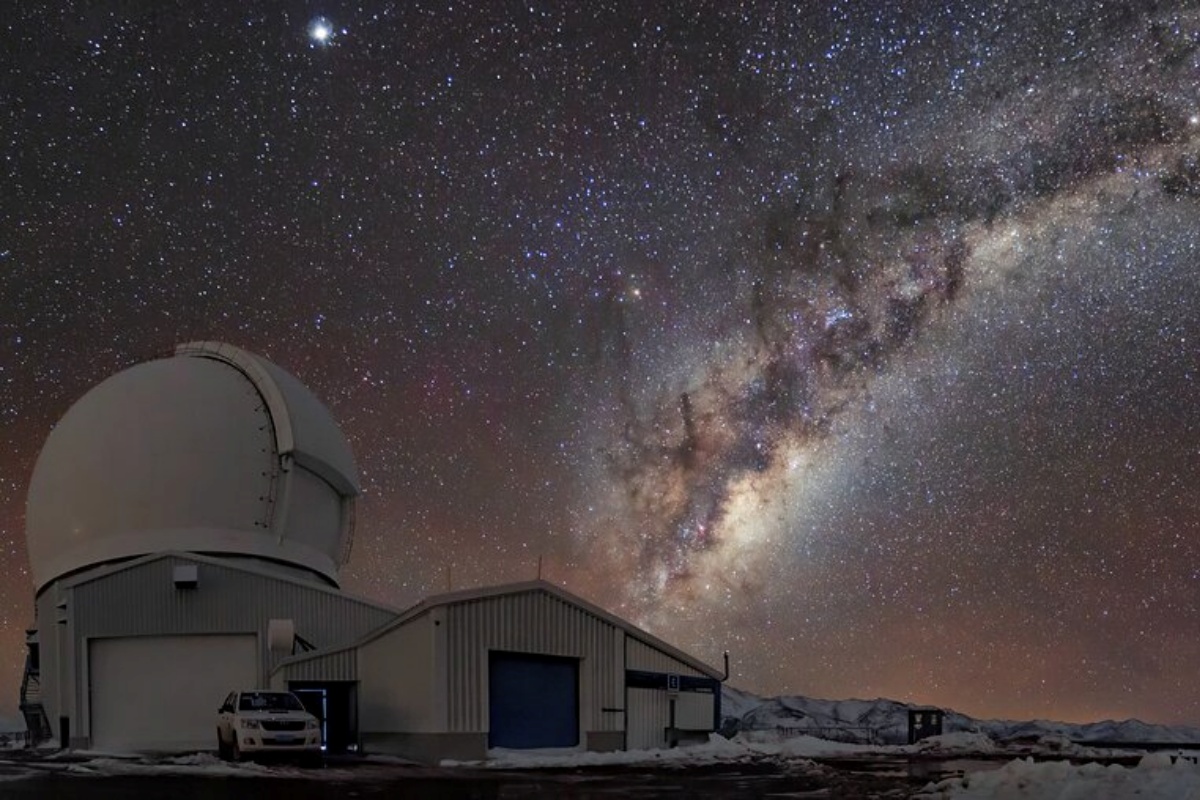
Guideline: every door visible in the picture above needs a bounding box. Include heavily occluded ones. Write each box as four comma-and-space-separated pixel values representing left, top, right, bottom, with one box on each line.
626, 687, 669, 750
291, 682, 358, 753
89, 634, 257, 751
488, 651, 578, 749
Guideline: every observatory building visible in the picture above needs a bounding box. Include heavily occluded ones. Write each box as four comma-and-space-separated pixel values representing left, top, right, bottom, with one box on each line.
21, 342, 722, 759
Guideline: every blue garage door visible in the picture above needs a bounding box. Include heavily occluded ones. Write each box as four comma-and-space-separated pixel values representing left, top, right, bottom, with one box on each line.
488, 651, 579, 749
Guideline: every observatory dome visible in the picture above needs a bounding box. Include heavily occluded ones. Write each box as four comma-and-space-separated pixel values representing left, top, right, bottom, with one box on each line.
25, 342, 359, 591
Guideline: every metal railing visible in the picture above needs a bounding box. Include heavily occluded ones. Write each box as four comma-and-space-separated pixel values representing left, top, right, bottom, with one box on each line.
20, 667, 39, 706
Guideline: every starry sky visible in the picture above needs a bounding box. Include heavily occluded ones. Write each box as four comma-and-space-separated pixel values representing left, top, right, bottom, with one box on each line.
4, 0, 1200, 727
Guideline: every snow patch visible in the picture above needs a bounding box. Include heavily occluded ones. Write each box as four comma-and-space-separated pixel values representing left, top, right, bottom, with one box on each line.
917, 753, 1200, 799
909, 732, 998, 755
447, 734, 764, 769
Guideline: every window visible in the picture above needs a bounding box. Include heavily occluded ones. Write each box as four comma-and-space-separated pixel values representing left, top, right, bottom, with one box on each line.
238, 692, 304, 712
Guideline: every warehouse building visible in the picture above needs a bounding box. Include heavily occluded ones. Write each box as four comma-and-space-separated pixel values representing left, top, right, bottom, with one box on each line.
271, 580, 724, 762
20, 342, 722, 759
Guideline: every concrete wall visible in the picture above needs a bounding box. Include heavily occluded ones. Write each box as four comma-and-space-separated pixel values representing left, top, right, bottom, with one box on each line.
586, 730, 624, 752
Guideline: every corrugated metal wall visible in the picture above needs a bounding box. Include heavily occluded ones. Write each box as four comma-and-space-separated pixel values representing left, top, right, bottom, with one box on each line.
276, 647, 357, 683
69, 555, 396, 734
625, 687, 715, 749
442, 590, 624, 734
625, 637, 709, 677
624, 636, 716, 750
626, 687, 668, 750
35, 589, 64, 739
675, 691, 715, 729
359, 614, 438, 732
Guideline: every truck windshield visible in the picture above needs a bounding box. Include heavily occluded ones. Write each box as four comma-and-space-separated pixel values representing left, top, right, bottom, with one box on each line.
238, 692, 304, 712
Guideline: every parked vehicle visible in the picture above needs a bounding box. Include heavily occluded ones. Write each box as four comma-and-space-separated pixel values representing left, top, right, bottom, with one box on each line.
216, 690, 321, 763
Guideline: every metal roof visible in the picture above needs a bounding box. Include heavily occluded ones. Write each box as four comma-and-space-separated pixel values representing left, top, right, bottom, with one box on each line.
272, 579, 724, 680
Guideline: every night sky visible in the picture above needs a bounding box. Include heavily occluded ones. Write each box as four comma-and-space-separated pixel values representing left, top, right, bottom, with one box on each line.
4, 1, 1200, 727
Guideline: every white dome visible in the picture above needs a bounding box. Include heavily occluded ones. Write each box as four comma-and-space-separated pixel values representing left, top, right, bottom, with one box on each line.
26, 342, 359, 591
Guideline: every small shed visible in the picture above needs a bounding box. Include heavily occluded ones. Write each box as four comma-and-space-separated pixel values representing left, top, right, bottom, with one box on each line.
908, 707, 944, 743
272, 580, 724, 762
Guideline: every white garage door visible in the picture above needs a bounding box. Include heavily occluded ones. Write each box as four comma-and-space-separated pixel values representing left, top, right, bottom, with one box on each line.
90, 634, 257, 751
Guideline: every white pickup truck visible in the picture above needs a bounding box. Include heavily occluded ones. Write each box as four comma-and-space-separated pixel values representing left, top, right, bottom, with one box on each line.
216, 690, 321, 762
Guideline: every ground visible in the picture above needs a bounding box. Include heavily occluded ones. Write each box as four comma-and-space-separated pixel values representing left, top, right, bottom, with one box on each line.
1, 735, 1197, 798
0, 749, 982, 798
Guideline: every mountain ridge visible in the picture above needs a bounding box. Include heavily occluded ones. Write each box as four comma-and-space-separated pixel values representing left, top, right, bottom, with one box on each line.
721, 686, 1200, 746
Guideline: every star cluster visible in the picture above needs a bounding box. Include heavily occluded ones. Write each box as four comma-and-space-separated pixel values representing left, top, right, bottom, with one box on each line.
3, 1, 1200, 726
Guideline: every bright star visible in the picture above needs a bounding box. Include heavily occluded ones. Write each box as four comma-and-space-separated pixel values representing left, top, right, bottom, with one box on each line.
308, 18, 333, 45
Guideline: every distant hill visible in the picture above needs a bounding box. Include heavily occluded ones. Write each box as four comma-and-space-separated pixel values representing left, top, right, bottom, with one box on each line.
720, 686, 1200, 746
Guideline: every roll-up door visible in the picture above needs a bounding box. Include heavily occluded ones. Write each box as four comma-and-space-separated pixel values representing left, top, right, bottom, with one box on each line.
488, 651, 578, 749
90, 634, 257, 751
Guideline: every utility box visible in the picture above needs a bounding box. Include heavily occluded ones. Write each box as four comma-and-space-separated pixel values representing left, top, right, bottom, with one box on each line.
908, 708, 943, 743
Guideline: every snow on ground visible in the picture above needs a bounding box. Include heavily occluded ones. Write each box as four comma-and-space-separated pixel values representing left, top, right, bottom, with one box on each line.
1, 736, 1198, 799
0, 751, 340, 782
453, 734, 761, 769
448, 725, 1182, 795
908, 732, 999, 755
468, 729, 1135, 771
452, 730, 977, 769
62, 753, 278, 778
916, 752, 1200, 799
463, 722, 1163, 772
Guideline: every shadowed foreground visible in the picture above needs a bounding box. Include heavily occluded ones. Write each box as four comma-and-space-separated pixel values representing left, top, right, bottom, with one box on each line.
0, 758, 947, 798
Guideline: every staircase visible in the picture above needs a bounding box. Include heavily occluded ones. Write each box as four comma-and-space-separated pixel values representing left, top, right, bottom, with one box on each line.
19, 631, 52, 745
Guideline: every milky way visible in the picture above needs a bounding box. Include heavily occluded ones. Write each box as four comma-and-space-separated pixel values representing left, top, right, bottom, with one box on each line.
3, 1, 1200, 726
